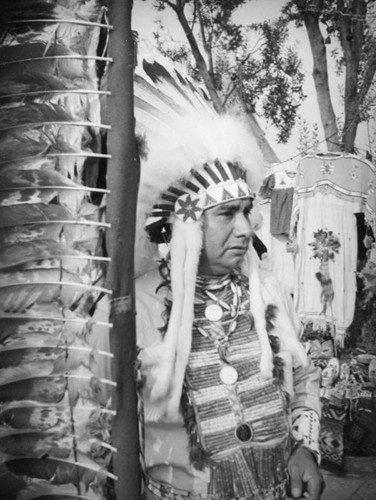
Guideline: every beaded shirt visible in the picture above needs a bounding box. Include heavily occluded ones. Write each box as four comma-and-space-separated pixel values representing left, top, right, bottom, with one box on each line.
181, 271, 292, 498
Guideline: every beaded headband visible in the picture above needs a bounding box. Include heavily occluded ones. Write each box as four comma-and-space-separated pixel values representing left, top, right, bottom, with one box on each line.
145, 159, 255, 241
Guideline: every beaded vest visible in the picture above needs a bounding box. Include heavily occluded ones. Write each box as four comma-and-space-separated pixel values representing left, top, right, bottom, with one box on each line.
182, 271, 292, 500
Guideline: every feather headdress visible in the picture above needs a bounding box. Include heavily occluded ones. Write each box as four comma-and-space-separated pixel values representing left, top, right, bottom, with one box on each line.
134, 59, 264, 276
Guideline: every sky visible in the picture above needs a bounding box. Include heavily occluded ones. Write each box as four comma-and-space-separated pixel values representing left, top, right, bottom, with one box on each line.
132, 0, 372, 163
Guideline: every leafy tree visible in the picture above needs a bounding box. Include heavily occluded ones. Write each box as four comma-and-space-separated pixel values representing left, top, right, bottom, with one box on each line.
283, 0, 376, 152
144, 0, 306, 147
234, 18, 305, 142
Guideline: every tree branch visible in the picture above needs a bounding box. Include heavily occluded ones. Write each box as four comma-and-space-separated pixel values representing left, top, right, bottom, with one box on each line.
195, 0, 212, 71
336, 0, 353, 63
164, 0, 178, 11
336, 0, 370, 150
357, 41, 376, 107
222, 81, 238, 107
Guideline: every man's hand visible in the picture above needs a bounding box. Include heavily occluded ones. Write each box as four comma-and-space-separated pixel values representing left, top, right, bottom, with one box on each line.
287, 446, 325, 499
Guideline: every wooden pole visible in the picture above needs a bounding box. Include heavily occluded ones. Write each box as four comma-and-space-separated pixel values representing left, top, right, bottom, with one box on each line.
106, 1, 141, 498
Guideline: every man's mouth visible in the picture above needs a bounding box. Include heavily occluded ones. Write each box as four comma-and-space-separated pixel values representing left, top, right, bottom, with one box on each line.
229, 245, 248, 252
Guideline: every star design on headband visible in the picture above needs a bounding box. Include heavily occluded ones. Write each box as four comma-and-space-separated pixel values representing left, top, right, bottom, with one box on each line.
175, 194, 203, 223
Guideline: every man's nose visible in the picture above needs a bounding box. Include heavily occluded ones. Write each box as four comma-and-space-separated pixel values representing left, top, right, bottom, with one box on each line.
234, 213, 252, 238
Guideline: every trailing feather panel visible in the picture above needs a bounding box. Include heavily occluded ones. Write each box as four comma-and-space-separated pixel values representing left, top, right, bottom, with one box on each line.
0, 1, 113, 498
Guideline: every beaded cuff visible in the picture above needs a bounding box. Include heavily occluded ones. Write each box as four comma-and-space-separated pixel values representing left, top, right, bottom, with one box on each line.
291, 408, 321, 464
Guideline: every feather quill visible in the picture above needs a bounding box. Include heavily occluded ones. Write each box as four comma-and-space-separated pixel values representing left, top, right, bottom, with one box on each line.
0, 204, 75, 228
0, 240, 79, 270
0, 343, 98, 373
0, 268, 86, 312
0, 400, 113, 433
0, 365, 109, 406
0, 169, 85, 211
0, 427, 113, 461
4, 452, 111, 486
17, 482, 106, 500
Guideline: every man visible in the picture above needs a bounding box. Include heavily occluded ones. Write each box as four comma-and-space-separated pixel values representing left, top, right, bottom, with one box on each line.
134, 65, 323, 500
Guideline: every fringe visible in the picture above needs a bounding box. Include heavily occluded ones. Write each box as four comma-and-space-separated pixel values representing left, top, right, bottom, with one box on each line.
208, 439, 290, 499
265, 305, 285, 386
265, 303, 277, 332
181, 383, 210, 471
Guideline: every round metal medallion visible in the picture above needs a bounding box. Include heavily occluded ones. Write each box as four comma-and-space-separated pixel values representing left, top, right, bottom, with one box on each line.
219, 365, 238, 385
205, 303, 223, 322
235, 423, 253, 443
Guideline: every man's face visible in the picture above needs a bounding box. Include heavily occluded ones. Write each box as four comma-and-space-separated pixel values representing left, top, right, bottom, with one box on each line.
199, 198, 253, 275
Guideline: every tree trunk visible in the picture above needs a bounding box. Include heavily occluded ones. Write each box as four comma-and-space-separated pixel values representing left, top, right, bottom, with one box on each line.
244, 112, 281, 165
337, 0, 376, 152
302, 8, 341, 152
106, 0, 141, 498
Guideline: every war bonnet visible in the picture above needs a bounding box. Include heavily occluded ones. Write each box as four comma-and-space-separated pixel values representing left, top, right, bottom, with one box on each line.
134, 60, 304, 421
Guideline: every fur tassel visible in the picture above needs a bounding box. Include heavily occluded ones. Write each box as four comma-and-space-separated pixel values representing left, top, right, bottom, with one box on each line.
247, 249, 274, 379
144, 218, 203, 421
148, 219, 187, 403
246, 249, 309, 370
165, 219, 203, 420
261, 278, 308, 368
265, 304, 277, 332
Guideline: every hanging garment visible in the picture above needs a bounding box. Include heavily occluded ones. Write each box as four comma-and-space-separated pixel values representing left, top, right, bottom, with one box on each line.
256, 200, 295, 295
293, 153, 376, 345
259, 170, 296, 237
258, 168, 297, 295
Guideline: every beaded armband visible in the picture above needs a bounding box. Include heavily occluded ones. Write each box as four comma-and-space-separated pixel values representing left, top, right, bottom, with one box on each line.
291, 408, 321, 464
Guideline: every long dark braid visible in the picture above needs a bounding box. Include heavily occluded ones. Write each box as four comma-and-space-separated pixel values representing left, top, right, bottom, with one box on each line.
156, 257, 172, 338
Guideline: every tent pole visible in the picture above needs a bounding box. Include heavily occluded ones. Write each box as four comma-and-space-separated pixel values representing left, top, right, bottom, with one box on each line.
106, 0, 141, 498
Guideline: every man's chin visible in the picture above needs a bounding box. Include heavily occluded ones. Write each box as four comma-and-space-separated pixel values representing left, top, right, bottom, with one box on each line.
228, 248, 247, 260
226, 253, 246, 269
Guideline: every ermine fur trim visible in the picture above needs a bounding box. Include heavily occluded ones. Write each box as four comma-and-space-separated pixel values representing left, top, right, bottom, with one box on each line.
149, 219, 187, 403
246, 249, 308, 369
166, 219, 203, 420
247, 248, 274, 379
259, 272, 308, 368
148, 218, 203, 421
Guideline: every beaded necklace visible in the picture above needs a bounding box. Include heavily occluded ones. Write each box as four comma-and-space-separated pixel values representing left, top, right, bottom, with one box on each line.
195, 272, 244, 385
